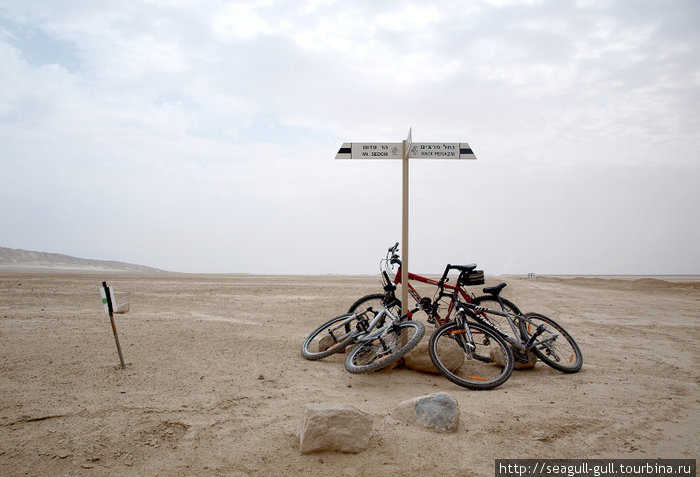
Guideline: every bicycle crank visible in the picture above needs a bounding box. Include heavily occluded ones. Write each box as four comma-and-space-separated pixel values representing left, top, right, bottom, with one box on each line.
511, 347, 531, 363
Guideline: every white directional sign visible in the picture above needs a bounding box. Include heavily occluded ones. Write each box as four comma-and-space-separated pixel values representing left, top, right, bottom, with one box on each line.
409, 143, 476, 159
336, 141, 476, 160
335, 143, 403, 159
334, 129, 476, 312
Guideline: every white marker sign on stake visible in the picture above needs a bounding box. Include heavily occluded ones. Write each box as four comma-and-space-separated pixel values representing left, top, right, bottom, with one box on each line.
335, 129, 476, 310
101, 286, 118, 314
101, 281, 126, 369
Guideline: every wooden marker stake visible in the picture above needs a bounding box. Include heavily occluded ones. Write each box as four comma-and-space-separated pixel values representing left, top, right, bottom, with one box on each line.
101, 281, 125, 369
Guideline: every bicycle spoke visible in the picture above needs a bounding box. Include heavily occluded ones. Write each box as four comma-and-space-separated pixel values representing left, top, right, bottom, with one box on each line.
429, 321, 513, 390
301, 314, 359, 360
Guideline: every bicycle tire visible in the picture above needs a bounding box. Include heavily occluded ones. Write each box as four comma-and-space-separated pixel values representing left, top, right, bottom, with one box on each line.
301, 314, 360, 360
518, 312, 583, 373
344, 320, 425, 374
429, 320, 514, 390
348, 293, 402, 316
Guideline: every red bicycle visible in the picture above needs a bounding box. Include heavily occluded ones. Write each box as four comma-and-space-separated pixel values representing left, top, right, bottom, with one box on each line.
345, 244, 581, 389
347, 243, 525, 348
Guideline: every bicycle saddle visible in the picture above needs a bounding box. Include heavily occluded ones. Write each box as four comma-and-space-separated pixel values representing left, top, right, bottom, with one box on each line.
451, 264, 477, 272
483, 282, 507, 296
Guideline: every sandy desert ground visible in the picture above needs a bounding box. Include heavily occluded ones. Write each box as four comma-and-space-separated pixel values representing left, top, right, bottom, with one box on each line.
0, 270, 698, 476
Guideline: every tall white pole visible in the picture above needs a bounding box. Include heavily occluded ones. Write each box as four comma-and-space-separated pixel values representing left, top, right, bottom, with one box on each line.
401, 140, 409, 314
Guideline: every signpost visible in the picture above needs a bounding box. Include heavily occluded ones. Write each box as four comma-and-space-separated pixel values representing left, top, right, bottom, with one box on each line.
336, 128, 476, 312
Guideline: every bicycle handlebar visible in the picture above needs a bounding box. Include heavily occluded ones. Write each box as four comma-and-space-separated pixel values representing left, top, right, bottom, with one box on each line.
388, 242, 401, 265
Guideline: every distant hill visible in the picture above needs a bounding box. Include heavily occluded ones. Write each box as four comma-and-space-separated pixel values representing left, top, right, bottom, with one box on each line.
0, 247, 166, 272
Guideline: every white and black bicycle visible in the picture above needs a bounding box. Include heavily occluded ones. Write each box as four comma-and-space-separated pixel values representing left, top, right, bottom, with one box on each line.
301, 271, 425, 374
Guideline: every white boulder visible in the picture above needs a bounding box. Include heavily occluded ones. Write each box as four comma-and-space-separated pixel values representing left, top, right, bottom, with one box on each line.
298, 403, 373, 454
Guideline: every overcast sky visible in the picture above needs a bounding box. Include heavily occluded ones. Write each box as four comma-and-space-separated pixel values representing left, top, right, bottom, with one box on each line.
1, 0, 698, 275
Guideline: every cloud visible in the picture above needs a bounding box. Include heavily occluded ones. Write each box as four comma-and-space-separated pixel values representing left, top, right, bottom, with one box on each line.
0, 0, 698, 273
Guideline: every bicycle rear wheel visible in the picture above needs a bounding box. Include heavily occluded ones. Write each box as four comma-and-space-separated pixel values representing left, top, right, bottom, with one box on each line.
429, 320, 513, 390
344, 320, 425, 374
301, 314, 360, 360
518, 312, 583, 373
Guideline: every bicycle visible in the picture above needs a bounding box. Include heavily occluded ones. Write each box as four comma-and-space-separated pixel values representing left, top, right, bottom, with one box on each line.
428, 264, 583, 389
301, 271, 426, 374
349, 243, 524, 345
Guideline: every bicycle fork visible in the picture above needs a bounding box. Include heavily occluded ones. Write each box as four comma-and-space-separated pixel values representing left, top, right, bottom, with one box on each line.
452, 315, 477, 355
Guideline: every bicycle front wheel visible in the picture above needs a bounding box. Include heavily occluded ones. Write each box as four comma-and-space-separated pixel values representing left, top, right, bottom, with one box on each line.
345, 320, 425, 374
301, 314, 359, 360
519, 312, 583, 373
429, 321, 514, 390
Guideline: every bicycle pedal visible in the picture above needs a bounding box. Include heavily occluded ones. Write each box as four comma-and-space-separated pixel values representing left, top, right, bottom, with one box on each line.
427, 316, 436, 325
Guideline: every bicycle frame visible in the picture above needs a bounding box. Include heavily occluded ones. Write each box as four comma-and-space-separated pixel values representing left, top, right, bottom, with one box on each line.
392, 264, 476, 327
458, 299, 554, 355
355, 306, 401, 343
331, 305, 402, 345
392, 260, 532, 352
459, 300, 526, 351
462, 298, 522, 342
